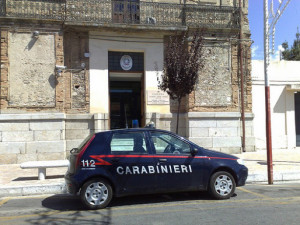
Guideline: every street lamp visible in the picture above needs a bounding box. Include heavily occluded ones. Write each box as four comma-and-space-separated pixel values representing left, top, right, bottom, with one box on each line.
263, 0, 291, 184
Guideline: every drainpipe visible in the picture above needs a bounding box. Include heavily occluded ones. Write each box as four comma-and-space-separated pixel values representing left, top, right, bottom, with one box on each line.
0, 29, 1, 113
239, 0, 246, 152
182, 0, 186, 26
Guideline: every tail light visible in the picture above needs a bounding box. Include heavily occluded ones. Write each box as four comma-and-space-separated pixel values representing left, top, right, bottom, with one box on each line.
75, 134, 95, 170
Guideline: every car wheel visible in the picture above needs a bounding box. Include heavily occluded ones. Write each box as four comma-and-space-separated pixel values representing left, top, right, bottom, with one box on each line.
80, 178, 113, 210
209, 171, 236, 200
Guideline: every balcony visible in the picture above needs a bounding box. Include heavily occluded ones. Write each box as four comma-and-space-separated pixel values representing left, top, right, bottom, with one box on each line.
0, 0, 240, 30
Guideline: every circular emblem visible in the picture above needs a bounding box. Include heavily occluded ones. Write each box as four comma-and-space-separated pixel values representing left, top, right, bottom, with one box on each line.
120, 55, 133, 71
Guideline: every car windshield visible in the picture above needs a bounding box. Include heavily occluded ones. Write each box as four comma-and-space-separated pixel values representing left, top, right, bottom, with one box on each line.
151, 131, 191, 153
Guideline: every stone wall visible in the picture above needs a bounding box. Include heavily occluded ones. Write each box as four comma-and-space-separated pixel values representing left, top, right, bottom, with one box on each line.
186, 112, 255, 153
1, 27, 63, 112
0, 113, 108, 164
8, 32, 56, 107
146, 112, 187, 137
0, 29, 9, 110
63, 31, 90, 113
0, 111, 253, 164
195, 43, 232, 107
146, 112, 255, 153
188, 39, 252, 113
0, 0, 253, 164
0, 27, 89, 114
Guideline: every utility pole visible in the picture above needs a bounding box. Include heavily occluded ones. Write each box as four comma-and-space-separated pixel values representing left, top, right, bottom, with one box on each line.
263, 0, 291, 185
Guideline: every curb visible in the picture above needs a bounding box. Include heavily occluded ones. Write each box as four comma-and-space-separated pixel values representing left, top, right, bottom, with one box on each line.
246, 172, 300, 183
0, 183, 66, 197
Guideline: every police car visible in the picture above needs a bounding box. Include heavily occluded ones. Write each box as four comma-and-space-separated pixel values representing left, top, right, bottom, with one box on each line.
65, 128, 248, 210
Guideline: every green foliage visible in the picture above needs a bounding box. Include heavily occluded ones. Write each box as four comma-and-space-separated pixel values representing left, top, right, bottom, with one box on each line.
282, 29, 300, 61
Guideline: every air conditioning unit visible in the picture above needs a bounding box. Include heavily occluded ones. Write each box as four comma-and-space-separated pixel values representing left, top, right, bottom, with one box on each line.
146, 17, 156, 24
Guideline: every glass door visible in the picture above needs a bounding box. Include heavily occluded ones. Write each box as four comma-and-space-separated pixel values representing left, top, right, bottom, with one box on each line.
110, 81, 142, 129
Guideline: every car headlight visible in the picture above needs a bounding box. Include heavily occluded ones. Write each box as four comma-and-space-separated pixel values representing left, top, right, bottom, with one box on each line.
237, 158, 244, 165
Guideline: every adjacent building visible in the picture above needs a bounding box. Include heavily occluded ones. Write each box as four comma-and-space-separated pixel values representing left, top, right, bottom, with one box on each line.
0, 0, 253, 164
252, 60, 300, 150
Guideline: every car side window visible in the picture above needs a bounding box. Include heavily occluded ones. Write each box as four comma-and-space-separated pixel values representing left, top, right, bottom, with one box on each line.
150, 132, 191, 154
110, 132, 148, 154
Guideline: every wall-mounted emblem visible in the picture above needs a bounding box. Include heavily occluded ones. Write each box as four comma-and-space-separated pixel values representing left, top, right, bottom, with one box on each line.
120, 55, 133, 71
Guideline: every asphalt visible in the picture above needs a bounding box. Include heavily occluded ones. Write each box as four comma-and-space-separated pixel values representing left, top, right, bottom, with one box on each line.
0, 148, 300, 197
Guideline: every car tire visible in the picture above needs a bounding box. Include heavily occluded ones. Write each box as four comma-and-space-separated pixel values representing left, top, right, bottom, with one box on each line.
80, 178, 113, 210
208, 171, 236, 200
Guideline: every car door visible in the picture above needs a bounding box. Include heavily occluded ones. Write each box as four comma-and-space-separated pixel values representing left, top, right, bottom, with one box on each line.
149, 131, 206, 192
106, 131, 157, 195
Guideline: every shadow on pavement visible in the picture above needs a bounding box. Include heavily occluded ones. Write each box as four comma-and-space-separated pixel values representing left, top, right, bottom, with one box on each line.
13, 175, 64, 181
42, 191, 214, 211
110, 191, 212, 207
26, 192, 237, 224
23, 195, 112, 225
25, 208, 112, 225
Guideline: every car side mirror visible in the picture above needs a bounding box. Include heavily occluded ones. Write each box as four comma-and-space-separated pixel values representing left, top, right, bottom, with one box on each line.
191, 148, 198, 156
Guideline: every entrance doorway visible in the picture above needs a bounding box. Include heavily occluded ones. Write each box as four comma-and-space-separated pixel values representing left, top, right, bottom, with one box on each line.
110, 73, 143, 130
295, 93, 300, 146
108, 51, 144, 130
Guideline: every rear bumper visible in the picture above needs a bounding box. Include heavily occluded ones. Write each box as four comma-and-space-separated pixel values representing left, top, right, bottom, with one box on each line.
65, 172, 80, 195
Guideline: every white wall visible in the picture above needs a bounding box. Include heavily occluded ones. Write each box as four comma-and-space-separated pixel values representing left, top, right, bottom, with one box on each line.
252, 60, 300, 150
89, 31, 168, 114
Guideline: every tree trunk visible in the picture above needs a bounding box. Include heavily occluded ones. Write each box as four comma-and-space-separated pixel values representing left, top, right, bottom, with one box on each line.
176, 98, 181, 134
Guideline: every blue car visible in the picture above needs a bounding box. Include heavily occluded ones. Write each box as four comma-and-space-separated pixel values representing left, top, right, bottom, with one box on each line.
65, 128, 248, 210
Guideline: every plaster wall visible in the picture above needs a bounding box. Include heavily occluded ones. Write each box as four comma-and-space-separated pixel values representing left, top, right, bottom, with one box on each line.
8, 33, 56, 107
89, 31, 168, 114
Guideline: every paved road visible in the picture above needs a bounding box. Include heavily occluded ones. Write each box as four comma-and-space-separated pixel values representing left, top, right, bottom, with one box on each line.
1, 183, 300, 225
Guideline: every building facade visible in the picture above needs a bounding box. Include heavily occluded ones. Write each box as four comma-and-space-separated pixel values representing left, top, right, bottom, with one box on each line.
252, 60, 300, 150
0, 0, 253, 164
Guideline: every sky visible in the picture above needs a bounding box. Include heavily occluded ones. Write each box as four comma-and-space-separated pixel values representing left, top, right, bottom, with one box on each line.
249, 0, 300, 60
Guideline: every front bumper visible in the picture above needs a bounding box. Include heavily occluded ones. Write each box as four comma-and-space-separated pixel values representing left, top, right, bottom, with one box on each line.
236, 165, 248, 186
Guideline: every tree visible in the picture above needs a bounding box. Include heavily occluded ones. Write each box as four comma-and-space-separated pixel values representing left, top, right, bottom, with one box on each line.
282, 28, 300, 60
157, 29, 205, 134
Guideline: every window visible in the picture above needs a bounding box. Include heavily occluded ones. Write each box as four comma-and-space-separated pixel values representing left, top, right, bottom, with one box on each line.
110, 132, 147, 154
112, 0, 140, 24
150, 132, 191, 154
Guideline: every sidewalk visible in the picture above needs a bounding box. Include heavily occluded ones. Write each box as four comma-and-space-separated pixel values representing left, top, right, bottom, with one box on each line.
0, 148, 300, 197
234, 148, 300, 183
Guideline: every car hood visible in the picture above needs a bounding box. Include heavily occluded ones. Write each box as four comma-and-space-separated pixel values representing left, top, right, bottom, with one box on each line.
200, 148, 239, 160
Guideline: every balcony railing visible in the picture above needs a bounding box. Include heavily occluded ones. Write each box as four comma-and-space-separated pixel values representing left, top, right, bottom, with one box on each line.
2, 0, 66, 20
0, 0, 240, 29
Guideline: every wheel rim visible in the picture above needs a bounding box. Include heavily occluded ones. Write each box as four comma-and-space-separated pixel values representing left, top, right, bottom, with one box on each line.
85, 182, 108, 206
214, 174, 233, 196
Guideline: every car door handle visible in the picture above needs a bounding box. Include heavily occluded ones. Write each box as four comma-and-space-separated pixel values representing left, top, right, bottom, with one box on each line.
159, 159, 167, 162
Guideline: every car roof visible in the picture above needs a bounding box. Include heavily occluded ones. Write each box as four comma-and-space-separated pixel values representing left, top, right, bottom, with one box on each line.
96, 128, 174, 135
